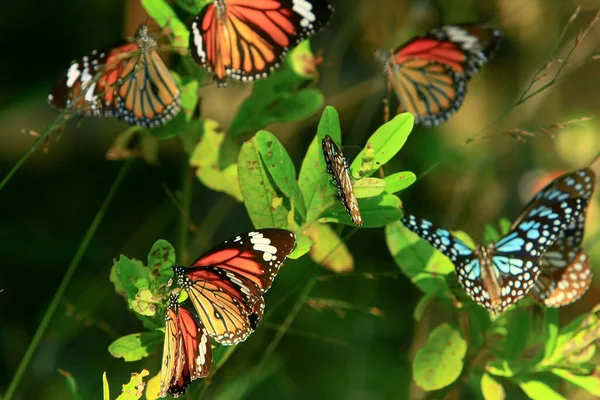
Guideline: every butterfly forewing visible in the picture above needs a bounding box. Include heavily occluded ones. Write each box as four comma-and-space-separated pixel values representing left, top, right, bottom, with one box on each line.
189, 0, 334, 86
173, 229, 296, 345
322, 135, 363, 226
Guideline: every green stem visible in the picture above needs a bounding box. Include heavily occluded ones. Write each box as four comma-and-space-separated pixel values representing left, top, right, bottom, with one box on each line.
178, 165, 193, 265
3, 159, 132, 400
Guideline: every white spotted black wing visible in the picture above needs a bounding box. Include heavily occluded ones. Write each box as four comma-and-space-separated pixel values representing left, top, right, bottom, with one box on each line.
172, 229, 296, 345
322, 135, 363, 226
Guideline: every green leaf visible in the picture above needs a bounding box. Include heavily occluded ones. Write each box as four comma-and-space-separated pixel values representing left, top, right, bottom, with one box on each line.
518, 378, 565, 400
108, 332, 163, 362
484, 223, 501, 243
413, 291, 438, 321
174, 0, 210, 14
58, 369, 86, 400
256, 130, 306, 218
287, 40, 320, 79
485, 360, 518, 378
384, 171, 416, 194
151, 112, 187, 139
481, 372, 505, 400
190, 119, 243, 202
307, 223, 354, 273
413, 323, 467, 391
546, 305, 600, 365
129, 288, 160, 317
298, 106, 342, 225
110, 256, 151, 301
350, 113, 414, 177
498, 217, 512, 235
141, 0, 189, 47
543, 308, 559, 361
115, 369, 149, 400
288, 235, 313, 259
181, 79, 199, 121
147, 239, 175, 286
552, 368, 600, 396
319, 193, 403, 227
238, 136, 290, 228
353, 178, 387, 198
229, 61, 323, 138
102, 372, 110, 400
504, 308, 531, 360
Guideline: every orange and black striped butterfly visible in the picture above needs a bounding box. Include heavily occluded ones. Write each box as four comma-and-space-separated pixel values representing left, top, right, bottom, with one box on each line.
49, 24, 181, 128
172, 229, 296, 345
159, 294, 212, 398
188, 0, 334, 87
376, 24, 502, 127
322, 135, 363, 227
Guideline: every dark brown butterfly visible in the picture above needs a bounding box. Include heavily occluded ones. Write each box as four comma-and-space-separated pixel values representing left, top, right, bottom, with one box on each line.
322, 135, 363, 226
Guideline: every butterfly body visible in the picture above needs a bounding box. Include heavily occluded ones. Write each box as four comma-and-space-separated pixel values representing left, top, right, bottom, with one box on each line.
49, 24, 181, 128
172, 229, 296, 345
322, 135, 363, 226
189, 0, 334, 86
377, 24, 502, 127
402, 168, 593, 313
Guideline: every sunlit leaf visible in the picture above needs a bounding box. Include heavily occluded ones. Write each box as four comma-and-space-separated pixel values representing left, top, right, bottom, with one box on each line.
545, 305, 600, 365
145, 373, 161, 400
307, 223, 354, 273
239, 136, 290, 228
110, 256, 151, 301
102, 372, 110, 400
552, 368, 600, 396
518, 378, 565, 400
350, 113, 414, 177
298, 106, 342, 225
481, 372, 505, 400
141, 0, 189, 47
288, 235, 313, 259
58, 369, 85, 400
129, 288, 160, 317
108, 332, 163, 362
485, 360, 517, 377
190, 119, 243, 202
384, 171, 416, 194
147, 240, 175, 276
413, 323, 467, 391
353, 178, 387, 198
116, 369, 149, 400
229, 61, 323, 138
543, 308, 559, 361
484, 223, 501, 243
319, 193, 403, 227
180, 79, 199, 121
504, 308, 531, 360
256, 130, 306, 218
288, 40, 320, 80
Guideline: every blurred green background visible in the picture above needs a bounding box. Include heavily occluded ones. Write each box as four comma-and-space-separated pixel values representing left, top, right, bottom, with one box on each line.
1, 0, 599, 399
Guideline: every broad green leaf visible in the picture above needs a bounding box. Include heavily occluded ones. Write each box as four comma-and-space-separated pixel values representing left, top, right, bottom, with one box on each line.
354, 142, 375, 179
110, 256, 151, 301
229, 62, 323, 138
147, 240, 176, 275
145, 374, 161, 400
384, 171, 416, 194
108, 332, 163, 362
413, 291, 438, 321
288, 40, 320, 79
181, 79, 199, 121
58, 369, 85, 400
298, 106, 342, 225
239, 136, 290, 228
413, 323, 467, 391
115, 369, 149, 400
191, 119, 243, 202
102, 372, 110, 400
543, 308, 559, 361
174, 0, 211, 14
545, 305, 600, 365
307, 223, 354, 273
319, 193, 403, 227
350, 113, 414, 177
129, 288, 160, 317
288, 235, 313, 259
354, 178, 387, 198
256, 130, 306, 218
498, 217, 512, 235
481, 372, 505, 400
486, 360, 517, 377
552, 368, 600, 396
484, 223, 501, 243
106, 127, 159, 166
141, 0, 189, 47
518, 378, 565, 400
504, 308, 531, 360
567, 344, 596, 364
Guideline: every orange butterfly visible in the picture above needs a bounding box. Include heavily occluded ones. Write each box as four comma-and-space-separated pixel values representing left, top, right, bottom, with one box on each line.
49, 24, 181, 128
189, 0, 334, 86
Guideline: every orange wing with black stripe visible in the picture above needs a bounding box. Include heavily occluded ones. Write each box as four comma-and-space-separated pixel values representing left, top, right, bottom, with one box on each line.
173, 229, 296, 345
189, 0, 334, 87
159, 294, 212, 398
49, 24, 180, 128
377, 24, 502, 127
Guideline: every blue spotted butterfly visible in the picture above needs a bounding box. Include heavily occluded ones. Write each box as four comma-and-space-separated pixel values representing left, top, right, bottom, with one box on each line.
402, 168, 595, 314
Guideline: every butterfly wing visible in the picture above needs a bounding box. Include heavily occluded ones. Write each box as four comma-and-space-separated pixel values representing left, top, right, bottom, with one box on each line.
174, 229, 296, 344
178, 306, 212, 381
189, 0, 334, 86
322, 135, 363, 226
159, 295, 183, 398
378, 24, 501, 127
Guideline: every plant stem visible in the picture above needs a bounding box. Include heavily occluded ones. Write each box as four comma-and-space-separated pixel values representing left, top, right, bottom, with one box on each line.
3, 159, 132, 400
178, 164, 193, 265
